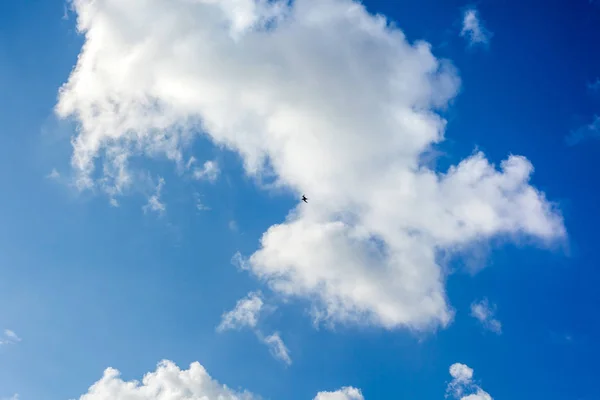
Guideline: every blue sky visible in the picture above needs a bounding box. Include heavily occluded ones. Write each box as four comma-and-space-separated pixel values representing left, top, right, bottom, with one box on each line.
0, 0, 599, 399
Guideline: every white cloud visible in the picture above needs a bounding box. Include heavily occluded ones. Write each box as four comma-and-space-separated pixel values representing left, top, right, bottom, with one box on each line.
143, 177, 166, 215
447, 363, 493, 400
1, 395, 19, 400
313, 387, 364, 400
47, 168, 60, 179
261, 332, 292, 366
217, 291, 264, 332
75, 360, 258, 400
3, 330, 20, 342
193, 192, 211, 211
57, 0, 565, 332
193, 160, 221, 182
470, 298, 502, 334
76, 359, 358, 400
0, 329, 21, 345
566, 115, 600, 145
460, 9, 491, 46
217, 292, 291, 365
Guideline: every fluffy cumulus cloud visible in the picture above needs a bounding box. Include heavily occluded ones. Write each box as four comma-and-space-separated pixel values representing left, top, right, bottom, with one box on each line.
313, 387, 364, 400
75, 360, 358, 399
460, 8, 491, 46
76, 360, 258, 400
57, 0, 565, 332
470, 298, 502, 334
447, 363, 493, 400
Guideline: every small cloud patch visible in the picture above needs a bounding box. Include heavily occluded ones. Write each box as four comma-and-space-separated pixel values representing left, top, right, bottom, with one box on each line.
460, 8, 492, 47
470, 299, 502, 334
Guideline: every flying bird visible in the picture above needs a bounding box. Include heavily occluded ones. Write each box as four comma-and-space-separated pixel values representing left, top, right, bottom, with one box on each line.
302, 195, 308, 203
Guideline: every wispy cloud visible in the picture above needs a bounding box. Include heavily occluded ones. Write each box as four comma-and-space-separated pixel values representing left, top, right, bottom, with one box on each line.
46, 168, 60, 180
143, 177, 166, 215
217, 292, 264, 332
470, 299, 502, 334
0, 329, 21, 345
217, 292, 291, 365
187, 157, 220, 183
460, 8, 492, 47
566, 115, 600, 146
260, 332, 292, 366
192, 192, 211, 211
587, 78, 600, 92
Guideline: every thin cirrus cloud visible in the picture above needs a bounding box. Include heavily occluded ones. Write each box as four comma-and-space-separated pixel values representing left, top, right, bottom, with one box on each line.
217, 291, 292, 365
470, 298, 502, 334
0, 329, 21, 346
566, 115, 600, 146
460, 8, 492, 47
260, 331, 292, 366
56, 0, 565, 333
587, 78, 600, 92
74, 359, 363, 399
565, 80, 600, 145
142, 177, 167, 215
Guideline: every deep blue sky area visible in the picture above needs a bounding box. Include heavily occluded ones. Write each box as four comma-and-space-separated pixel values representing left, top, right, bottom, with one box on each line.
0, 0, 599, 399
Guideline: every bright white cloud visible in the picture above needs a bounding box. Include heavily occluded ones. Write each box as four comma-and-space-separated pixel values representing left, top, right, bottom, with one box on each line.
447, 363, 493, 400
57, 0, 565, 332
261, 332, 292, 366
313, 387, 364, 400
76, 359, 358, 399
217, 291, 264, 332
470, 298, 502, 334
76, 360, 258, 400
460, 9, 491, 46
143, 177, 166, 215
